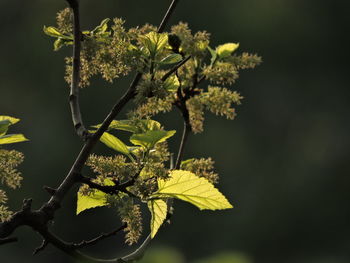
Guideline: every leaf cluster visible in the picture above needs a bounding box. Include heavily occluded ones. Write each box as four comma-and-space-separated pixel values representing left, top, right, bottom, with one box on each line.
42, 8, 261, 248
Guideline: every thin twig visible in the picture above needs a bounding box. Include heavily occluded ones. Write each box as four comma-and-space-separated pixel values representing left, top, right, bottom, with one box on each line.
67, 0, 88, 139
72, 224, 127, 249
157, 0, 179, 33
33, 239, 48, 255
161, 55, 191, 82
79, 175, 138, 198
121, 234, 151, 262
175, 120, 191, 169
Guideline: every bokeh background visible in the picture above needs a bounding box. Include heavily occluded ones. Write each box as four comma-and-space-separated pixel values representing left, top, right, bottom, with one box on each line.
1, 0, 350, 262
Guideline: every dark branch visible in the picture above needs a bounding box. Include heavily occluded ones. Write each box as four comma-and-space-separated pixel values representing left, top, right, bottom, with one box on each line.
79, 175, 137, 198
161, 55, 191, 82
66, 0, 88, 140
72, 224, 127, 249
33, 239, 48, 255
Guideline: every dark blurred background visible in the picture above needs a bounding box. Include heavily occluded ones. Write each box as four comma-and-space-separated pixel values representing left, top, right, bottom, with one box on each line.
1, 0, 350, 262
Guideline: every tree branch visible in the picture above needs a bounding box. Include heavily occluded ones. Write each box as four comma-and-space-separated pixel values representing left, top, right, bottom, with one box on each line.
157, 0, 179, 33
161, 55, 191, 82
66, 0, 88, 139
71, 223, 127, 249
1, 0, 183, 262
79, 175, 138, 198
175, 120, 191, 169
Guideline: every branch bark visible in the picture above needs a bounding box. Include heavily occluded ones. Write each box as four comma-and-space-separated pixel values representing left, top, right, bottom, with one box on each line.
66, 0, 88, 139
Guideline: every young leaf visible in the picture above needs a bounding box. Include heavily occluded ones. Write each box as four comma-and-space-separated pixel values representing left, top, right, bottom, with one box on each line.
0, 134, 28, 145
76, 178, 117, 215
77, 190, 108, 215
208, 46, 218, 66
164, 75, 180, 92
100, 132, 131, 157
159, 54, 183, 65
94, 119, 161, 134
0, 116, 20, 125
147, 199, 168, 238
92, 18, 110, 35
140, 32, 168, 56
0, 120, 11, 136
130, 130, 176, 150
152, 170, 233, 210
43, 26, 72, 40
216, 43, 239, 58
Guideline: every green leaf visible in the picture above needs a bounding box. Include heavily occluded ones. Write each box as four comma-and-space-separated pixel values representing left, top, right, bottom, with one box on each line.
159, 54, 183, 65
163, 75, 180, 92
92, 18, 110, 35
0, 116, 20, 125
43, 26, 72, 40
77, 190, 108, 215
53, 38, 65, 51
140, 32, 168, 56
208, 46, 218, 66
100, 132, 131, 157
93, 119, 161, 134
0, 120, 11, 136
147, 199, 168, 238
130, 130, 176, 150
152, 170, 233, 210
180, 158, 195, 168
0, 134, 28, 145
216, 43, 239, 58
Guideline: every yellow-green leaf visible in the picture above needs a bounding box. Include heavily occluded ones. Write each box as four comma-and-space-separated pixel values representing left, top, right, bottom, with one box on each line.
0, 116, 20, 125
130, 130, 176, 150
0, 120, 11, 136
147, 199, 168, 238
160, 54, 183, 65
93, 119, 161, 134
76, 190, 108, 215
153, 170, 233, 210
100, 132, 130, 156
140, 32, 168, 56
92, 18, 110, 35
216, 43, 239, 58
0, 134, 28, 145
164, 75, 180, 92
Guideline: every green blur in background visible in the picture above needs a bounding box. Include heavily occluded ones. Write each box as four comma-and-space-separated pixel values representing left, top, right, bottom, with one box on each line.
1, 0, 350, 262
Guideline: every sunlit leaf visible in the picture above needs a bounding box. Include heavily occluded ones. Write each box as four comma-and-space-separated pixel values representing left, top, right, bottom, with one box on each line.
159, 54, 183, 65
92, 18, 110, 35
130, 130, 176, 150
0, 120, 11, 136
76, 179, 116, 215
140, 32, 168, 56
147, 199, 167, 238
164, 75, 180, 92
76, 190, 108, 215
152, 170, 233, 210
0, 116, 20, 125
216, 43, 239, 58
208, 46, 217, 66
100, 132, 130, 157
43, 26, 72, 40
0, 134, 28, 145
93, 119, 161, 134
